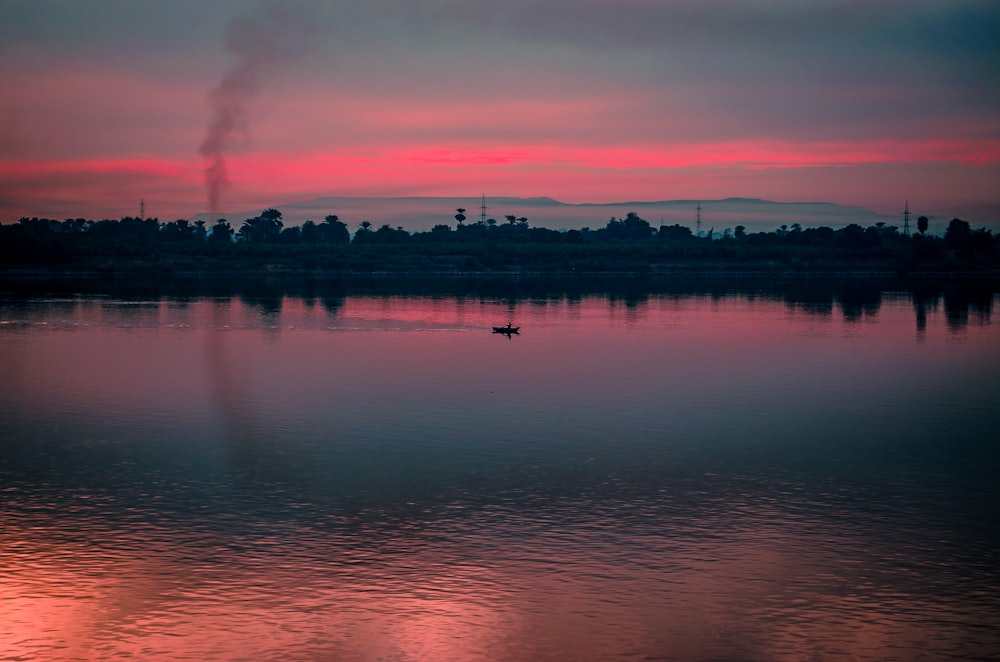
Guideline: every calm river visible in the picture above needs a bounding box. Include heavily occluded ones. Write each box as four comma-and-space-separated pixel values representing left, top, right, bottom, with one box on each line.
1, 278, 998, 661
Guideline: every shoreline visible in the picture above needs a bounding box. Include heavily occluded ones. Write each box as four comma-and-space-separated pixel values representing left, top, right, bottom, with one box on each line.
2, 266, 998, 300
3, 264, 1000, 280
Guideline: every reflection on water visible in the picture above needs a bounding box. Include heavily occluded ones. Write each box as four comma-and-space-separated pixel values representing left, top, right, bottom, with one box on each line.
1, 278, 998, 660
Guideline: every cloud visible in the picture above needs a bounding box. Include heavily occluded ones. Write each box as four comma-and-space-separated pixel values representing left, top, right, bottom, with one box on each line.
0, 158, 201, 221
1, 66, 207, 161
1, 0, 997, 220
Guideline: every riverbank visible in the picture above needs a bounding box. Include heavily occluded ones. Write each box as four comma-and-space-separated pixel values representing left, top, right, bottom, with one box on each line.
3, 264, 997, 304
3, 250, 999, 279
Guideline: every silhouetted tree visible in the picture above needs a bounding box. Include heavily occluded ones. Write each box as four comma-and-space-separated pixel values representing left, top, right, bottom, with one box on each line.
353, 220, 374, 243
161, 219, 196, 242
321, 215, 350, 244
430, 224, 452, 241
658, 224, 693, 240
300, 220, 320, 243
621, 212, 652, 239
601, 213, 653, 240
279, 226, 301, 243
946, 220, 996, 256
836, 223, 868, 249
208, 219, 233, 244
64, 218, 87, 233
945, 218, 971, 248
372, 223, 409, 243
455, 208, 467, 226
917, 216, 929, 235
116, 217, 160, 244
238, 208, 283, 243
260, 208, 283, 241
3, 205, 995, 272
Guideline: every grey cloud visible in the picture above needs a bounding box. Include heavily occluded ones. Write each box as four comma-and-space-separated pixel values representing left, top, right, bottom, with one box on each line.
4, 0, 997, 153
303, 1, 1000, 114
6, 0, 996, 93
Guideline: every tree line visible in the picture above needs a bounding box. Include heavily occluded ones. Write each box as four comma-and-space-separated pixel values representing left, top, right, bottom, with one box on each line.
2, 207, 997, 272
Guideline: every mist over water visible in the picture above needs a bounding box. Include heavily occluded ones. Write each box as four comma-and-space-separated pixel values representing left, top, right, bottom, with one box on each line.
1, 280, 998, 660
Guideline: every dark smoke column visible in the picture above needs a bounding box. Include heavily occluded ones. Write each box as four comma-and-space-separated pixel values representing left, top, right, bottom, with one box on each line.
199, 2, 318, 214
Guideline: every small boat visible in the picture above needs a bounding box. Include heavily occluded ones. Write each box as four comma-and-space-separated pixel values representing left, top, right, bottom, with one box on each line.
492, 324, 520, 334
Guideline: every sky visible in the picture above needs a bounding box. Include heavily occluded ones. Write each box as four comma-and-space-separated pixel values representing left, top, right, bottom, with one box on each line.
1, 0, 998, 225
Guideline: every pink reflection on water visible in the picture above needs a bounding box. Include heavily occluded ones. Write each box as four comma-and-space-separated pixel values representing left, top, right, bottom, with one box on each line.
3, 512, 993, 661
1, 292, 991, 403
1, 291, 997, 660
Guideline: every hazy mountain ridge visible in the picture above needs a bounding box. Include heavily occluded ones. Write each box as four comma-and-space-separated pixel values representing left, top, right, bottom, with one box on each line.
197, 196, 897, 233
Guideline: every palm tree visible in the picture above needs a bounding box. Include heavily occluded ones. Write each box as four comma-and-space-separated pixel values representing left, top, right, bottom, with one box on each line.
257, 208, 283, 242
353, 220, 374, 244
208, 218, 233, 244
321, 215, 349, 243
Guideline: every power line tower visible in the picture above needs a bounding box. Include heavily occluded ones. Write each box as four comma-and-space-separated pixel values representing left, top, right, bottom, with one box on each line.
902, 200, 911, 236
480, 193, 487, 225
140, 198, 145, 220
696, 201, 702, 237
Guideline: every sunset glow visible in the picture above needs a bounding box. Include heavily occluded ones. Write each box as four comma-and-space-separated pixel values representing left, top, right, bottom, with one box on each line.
1, 1, 998, 222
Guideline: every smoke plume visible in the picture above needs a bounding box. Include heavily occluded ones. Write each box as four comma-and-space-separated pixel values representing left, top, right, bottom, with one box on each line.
199, 2, 318, 214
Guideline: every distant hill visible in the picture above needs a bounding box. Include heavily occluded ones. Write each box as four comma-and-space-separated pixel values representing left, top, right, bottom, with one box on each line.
195, 196, 890, 233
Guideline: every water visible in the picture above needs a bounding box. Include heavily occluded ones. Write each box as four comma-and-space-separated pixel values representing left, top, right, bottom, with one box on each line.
1, 280, 998, 661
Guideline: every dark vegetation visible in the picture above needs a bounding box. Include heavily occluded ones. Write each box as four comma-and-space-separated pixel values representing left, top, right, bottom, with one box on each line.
2, 208, 997, 276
